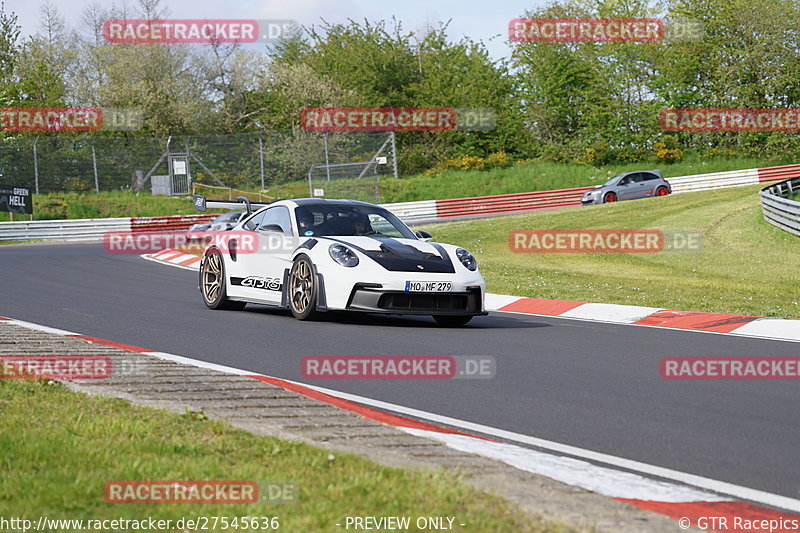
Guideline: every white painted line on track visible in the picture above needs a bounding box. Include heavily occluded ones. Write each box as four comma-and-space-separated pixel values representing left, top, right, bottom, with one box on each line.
274, 378, 800, 514
4, 314, 800, 514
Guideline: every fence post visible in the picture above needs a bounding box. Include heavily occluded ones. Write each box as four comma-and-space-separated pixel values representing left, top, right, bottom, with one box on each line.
33, 136, 40, 194
91, 144, 100, 193
324, 132, 331, 181
259, 134, 265, 190
390, 131, 399, 179
258, 134, 267, 192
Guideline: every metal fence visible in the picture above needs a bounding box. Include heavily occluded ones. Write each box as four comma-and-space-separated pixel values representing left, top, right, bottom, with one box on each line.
760, 177, 800, 237
0, 131, 397, 196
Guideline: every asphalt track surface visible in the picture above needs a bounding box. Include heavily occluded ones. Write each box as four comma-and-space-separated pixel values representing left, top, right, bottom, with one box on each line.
2, 242, 799, 502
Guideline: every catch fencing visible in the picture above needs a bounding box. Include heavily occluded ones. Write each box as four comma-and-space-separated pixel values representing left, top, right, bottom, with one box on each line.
0, 131, 397, 196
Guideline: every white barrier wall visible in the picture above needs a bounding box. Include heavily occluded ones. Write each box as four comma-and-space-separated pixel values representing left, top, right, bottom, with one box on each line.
0, 164, 795, 242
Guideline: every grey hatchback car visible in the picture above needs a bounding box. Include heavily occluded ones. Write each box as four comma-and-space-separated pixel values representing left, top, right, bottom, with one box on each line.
581, 170, 671, 205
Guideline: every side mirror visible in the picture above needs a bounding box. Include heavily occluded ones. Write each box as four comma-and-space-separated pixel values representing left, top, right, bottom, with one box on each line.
259, 224, 285, 234
415, 230, 432, 242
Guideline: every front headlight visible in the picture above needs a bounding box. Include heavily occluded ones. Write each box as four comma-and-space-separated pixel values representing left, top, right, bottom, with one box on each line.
456, 248, 477, 271
329, 244, 359, 267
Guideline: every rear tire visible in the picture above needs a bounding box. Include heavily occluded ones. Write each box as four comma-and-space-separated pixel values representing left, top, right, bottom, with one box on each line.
433, 315, 473, 327
288, 255, 320, 320
201, 249, 246, 310
656, 186, 670, 197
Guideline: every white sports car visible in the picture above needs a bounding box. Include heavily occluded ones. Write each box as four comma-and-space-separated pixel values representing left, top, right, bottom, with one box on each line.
193, 196, 487, 326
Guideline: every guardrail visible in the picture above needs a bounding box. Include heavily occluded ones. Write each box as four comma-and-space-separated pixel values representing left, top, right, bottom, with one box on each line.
130, 214, 216, 233
0, 214, 214, 242
3, 163, 800, 241
758, 164, 800, 183
434, 186, 592, 219
668, 168, 760, 193
760, 177, 800, 237
381, 187, 593, 222
380, 199, 438, 223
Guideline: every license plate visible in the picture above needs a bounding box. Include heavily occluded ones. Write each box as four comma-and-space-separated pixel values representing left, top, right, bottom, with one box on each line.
405, 281, 453, 292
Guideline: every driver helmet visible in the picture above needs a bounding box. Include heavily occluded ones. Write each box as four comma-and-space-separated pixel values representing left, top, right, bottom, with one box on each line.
296, 207, 315, 230
352, 213, 371, 234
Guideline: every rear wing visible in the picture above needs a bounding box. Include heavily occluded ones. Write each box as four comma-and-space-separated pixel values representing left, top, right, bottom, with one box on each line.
193, 195, 272, 216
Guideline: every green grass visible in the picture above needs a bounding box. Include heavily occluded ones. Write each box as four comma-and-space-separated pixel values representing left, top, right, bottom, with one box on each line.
375, 153, 786, 203
423, 184, 800, 319
226, 153, 789, 204
1, 154, 789, 222
0, 379, 561, 532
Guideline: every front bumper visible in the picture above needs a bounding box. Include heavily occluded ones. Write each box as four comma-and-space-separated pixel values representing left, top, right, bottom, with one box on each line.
581, 193, 603, 205
346, 285, 486, 316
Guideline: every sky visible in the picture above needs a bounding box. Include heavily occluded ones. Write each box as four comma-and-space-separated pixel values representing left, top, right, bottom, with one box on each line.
5, 0, 548, 61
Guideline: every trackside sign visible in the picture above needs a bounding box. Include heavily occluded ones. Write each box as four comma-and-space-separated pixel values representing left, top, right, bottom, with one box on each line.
0, 185, 33, 215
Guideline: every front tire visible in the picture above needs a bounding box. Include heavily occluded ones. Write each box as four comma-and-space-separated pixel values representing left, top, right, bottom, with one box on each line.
603, 192, 618, 203
433, 315, 473, 327
288, 255, 320, 320
201, 249, 246, 310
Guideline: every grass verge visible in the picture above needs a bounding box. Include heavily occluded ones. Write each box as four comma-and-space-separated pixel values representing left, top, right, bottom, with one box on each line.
0, 155, 787, 222
0, 378, 561, 532
423, 184, 800, 319
376, 153, 785, 203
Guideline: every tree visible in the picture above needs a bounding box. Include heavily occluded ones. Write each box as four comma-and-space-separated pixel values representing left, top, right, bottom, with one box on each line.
0, 2, 21, 105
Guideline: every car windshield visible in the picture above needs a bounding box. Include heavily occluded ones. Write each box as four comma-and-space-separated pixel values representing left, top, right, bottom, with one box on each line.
294, 204, 416, 239
604, 175, 623, 186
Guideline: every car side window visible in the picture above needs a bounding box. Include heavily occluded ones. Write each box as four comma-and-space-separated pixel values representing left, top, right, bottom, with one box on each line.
619, 175, 633, 185
641, 173, 659, 181
258, 206, 293, 235
243, 210, 266, 231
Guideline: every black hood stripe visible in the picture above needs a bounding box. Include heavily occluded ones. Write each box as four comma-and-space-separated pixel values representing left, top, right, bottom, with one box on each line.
323, 236, 455, 273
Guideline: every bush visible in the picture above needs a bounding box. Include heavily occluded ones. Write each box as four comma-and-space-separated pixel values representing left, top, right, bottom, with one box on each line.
36, 198, 69, 219
538, 144, 572, 164
484, 152, 513, 169
584, 142, 617, 166
422, 152, 516, 177
63, 176, 95, 192
653, 136, 684, 163
616, 146, 647, 162
398, 143, 453, 176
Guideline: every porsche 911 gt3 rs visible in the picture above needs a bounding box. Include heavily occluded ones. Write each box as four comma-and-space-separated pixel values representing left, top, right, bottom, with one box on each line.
193, 195, 487, 326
